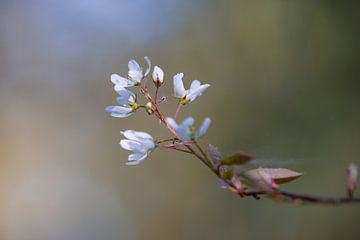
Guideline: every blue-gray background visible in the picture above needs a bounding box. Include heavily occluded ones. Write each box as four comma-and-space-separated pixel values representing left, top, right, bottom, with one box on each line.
0, 1, 359, 239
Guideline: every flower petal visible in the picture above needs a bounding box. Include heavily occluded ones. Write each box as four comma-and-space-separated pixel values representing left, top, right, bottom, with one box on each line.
189, 80, 201, 93
196, 117, 211, 139
186, 84, 210, 102
116, 88, 135, 105
106, 106, 133, 118
182, 117, 194, 128
121, 130, 154, 142
173, 73, 186, 98
166, 117, 178, 130
120, 139, 144, 152
144, 56, 152, 77
126, 153, 147, 165
141, 139, 156, 150
128, 59, 143, 82
126, 160, 142, 166
111, 74, 135, 87
128, 152, 148, 161
128, 59, 141, 72
176, 126, 192, 141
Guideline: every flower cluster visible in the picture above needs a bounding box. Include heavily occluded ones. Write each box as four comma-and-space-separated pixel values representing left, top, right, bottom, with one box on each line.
106, 56, 210, 165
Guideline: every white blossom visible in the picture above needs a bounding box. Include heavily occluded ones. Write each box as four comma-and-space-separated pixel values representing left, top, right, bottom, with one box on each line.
120, 130, 156, 165
166, 117, 211, 141
152, 66, 164, 86
173, 73, 210, 104
106, 88, 138, 118
111, 56, 151, 88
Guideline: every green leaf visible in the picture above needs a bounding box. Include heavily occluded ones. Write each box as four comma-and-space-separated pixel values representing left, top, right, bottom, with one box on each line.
220, 152, 253, 165
219, 165, 233, 180
244, 167, 303, 184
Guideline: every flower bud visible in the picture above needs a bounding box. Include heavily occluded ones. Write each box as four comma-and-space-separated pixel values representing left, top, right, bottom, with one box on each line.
145, 102, 154, 114
152, 66, 164, 87
347, 162, 358, 198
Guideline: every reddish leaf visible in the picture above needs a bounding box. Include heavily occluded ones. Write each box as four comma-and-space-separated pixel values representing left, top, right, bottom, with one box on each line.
244, 167, 303, 185
243, 167, 278, 193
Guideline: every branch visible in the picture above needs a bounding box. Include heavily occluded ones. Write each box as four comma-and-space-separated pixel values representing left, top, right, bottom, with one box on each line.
243, 190, 360, 204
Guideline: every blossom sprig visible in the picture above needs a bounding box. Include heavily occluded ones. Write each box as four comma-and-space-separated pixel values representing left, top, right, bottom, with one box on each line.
106, 56, 211, 166
106, 56, 360, 205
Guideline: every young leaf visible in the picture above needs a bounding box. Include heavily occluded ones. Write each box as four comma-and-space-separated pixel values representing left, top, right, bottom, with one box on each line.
244, 167, 303, 185
219, 165, 233, 180
208, 144, 222, 167
220, 151, 253, 165
243, 167, 278, 193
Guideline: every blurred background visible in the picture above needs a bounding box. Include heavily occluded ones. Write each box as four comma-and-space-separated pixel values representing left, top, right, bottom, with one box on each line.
1, 0, 360, 239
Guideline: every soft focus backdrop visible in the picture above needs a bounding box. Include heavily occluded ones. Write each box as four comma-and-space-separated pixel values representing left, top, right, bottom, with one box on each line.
1, 1, 360, 240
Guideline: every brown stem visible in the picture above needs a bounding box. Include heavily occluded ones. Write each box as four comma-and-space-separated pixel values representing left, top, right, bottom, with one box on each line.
155, 86, 159, 104
243, 190, 360, 204
193, 141, 214, 168
139, 86, 178, 137
157, 138, 178, 144
160, 145, 192, 153
184, 145, 216, 172
173, 103, 182, 119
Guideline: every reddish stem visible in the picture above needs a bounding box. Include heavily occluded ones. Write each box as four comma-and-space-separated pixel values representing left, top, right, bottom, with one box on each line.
160, 145, 193, 153
173, 103, 182, 119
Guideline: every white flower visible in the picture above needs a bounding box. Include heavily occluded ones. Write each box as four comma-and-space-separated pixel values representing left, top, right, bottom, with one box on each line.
173, 73, 210, 104
111, 56, 151, 88
152, 66, 164, 86
120, 130, 156, 165
106, 88, 138, 118
166, 117, 211, 141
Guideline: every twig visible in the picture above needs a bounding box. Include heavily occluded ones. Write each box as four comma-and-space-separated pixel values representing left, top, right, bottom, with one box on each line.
173, 103, 182, 119
243, 190, 360, 204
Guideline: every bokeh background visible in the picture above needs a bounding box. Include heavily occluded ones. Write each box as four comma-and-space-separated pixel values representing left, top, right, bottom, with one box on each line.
1, 1, 360, 239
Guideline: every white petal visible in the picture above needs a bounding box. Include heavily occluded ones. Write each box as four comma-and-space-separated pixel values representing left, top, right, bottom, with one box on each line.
116, 88, 134, 105
182, 117, 194, 128
196, 117, 211, 139
186, 84, 210, 102
111, 74, 135, 87
128, 152, 148, 161
166, 117, 178, 130
152, 66, 164, 83
128, 59, 141, 72
128, 59, 143, 82
121, 130, 154, 142
120, 139, 144, 152
141, 139, 156, 150
176, 126, 192, 141
189, 80, 201, 93
144, 56, 151, 77
126, 160, 142, 166
126, 153, 148, 166
173, 73, 186, 98
106, 106, 133, 118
